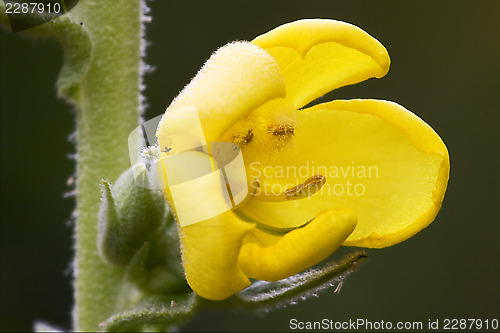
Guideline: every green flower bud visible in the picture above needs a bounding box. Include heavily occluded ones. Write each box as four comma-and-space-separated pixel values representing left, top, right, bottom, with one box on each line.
98, 163, 169, 267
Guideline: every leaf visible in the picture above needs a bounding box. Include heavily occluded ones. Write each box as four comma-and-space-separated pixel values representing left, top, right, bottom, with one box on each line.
100, 293, 199, 332
0, 6, 93, 100
233, 251, 367, 310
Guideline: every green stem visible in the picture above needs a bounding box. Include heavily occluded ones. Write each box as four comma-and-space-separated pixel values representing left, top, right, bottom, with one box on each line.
66, 1, 145, 330
0, 0, 148, 328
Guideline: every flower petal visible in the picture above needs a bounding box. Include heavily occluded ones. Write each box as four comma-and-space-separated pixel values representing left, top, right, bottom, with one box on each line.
238, 208, 357, 281
252, 19, 390, 109
239, 99, 449, 248
157, 42, 285, 145
180, 211, 256, 300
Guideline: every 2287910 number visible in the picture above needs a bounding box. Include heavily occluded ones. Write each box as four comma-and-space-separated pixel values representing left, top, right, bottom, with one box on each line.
5, 2, 61, 14
443, 318, 498, 330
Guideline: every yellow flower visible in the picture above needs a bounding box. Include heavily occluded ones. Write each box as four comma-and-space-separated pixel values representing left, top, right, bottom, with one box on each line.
156, 19, 449, 300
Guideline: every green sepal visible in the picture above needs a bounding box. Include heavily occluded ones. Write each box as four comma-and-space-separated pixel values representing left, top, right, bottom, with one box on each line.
232, 251, 367, 310
125, 239, 189, 295
124, 242, 152, 291
100, 293, 199, 332
97, 180, 127, 266
145, 223, 190, 293
155, 223, 185, 280
113, 164, 168, 244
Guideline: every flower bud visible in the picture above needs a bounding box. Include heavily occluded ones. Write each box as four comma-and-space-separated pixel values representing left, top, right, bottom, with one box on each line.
98, 164, 169, 267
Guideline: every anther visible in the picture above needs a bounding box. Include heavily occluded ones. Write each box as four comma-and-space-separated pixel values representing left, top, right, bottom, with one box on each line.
285, 174, 326, 199
267, 123, 295, 138
232, 129, 254, 147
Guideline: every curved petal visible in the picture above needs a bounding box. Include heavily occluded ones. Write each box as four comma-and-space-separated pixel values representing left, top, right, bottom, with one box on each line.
157, 139, 256, 300
239, 99, 449, 248
238, 208, 357, 281
157, 41, 286, 146
180, 211, 256, 300
252, 19, 390, 109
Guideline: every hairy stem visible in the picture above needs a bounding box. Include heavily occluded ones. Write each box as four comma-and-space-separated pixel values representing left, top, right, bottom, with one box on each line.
67, 1, 145, 330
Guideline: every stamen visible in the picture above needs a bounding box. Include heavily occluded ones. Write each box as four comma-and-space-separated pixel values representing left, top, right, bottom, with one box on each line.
251, 175, 326, 202
285, 174, 326, 199
232, 129, 254, 147
267, 123, 295, 139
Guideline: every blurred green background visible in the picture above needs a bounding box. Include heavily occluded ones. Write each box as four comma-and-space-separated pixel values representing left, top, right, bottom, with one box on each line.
1, 0, 499, 331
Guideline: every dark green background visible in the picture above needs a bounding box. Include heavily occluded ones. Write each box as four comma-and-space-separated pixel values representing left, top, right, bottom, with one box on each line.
1, 1, 499, 331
